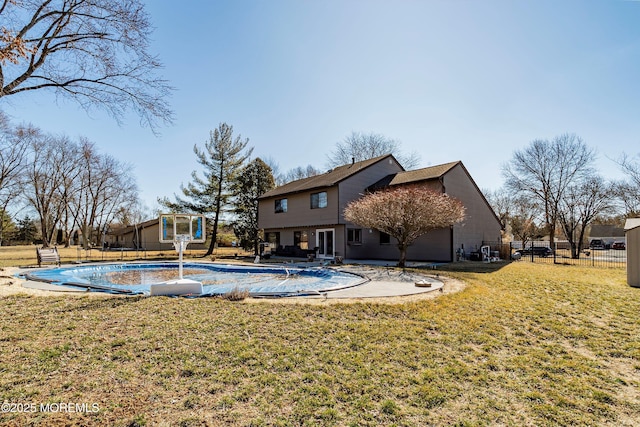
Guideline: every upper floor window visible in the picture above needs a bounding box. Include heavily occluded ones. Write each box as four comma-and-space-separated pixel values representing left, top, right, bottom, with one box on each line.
310, 191, 327, 209
275, 198, 287, 213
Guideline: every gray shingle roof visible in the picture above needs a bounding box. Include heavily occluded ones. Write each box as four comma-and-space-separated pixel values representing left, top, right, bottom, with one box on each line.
590, 224, 625, 238
388, 161, 460, 185
367, 161, 460, 191
258, 154, 398, 199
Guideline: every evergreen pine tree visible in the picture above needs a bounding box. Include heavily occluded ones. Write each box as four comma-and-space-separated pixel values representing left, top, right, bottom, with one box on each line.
159, 123, 252, 255
232, 158, 275, 255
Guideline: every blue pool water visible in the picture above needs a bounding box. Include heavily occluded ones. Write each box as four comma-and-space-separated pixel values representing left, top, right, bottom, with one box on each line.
24, 262, 367, 297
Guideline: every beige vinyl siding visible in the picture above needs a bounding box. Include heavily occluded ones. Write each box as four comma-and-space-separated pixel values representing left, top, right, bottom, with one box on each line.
108, 222, 208, 251
346, 229, 392, 260
344, 163, 501, 262
342, 168, 453, 262
338, 157, 404, 223
406, 228, 452, 262
259, 187, 339, 230
337, 157, 404, 257
345, 228, 452, 262
444, 164, 502, 253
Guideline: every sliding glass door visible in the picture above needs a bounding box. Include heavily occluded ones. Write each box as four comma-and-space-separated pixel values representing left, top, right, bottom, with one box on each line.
316, 229, 334, 259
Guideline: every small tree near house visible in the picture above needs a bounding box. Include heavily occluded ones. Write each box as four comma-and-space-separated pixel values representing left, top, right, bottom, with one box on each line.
344, 186, 466, 267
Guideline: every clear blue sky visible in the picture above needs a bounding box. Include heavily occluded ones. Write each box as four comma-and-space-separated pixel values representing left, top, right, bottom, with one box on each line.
5, 0, 640, 212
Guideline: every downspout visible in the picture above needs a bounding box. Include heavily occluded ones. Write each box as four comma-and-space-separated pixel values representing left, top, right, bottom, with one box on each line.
337, 184, 345, 260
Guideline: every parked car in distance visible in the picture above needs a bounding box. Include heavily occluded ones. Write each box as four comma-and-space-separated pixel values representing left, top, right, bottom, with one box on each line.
612, 241, 626, 250
515, 246, 553, 257
589, 239, 608, 250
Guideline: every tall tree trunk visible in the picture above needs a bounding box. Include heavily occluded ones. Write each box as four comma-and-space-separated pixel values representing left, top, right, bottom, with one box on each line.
40, 217, 51, 248
205, 159, 227, 257
82, 223, 91, 249
205, 214, 219, 257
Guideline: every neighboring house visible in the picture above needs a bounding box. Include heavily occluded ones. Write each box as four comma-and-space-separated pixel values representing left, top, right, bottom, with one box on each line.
105, 218, 207, 251
257, 154, 502, 262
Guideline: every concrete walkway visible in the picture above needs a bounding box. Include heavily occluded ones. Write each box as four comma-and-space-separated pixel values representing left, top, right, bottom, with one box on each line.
312, 276, 443, 299
260, 258, 445, 298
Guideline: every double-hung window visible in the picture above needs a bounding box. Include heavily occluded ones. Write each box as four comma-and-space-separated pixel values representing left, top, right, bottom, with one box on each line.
275, 198, 287, 213
310, 191, 327, 209
347, 228, 362, 244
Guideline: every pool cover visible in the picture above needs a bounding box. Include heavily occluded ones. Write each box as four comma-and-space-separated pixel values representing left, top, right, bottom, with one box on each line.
23, 262, 368, 297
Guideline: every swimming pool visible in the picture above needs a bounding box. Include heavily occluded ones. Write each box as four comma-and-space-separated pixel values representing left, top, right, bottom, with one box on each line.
23, 262, 368, 297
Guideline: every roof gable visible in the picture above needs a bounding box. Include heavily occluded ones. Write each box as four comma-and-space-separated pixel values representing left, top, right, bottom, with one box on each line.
367, 160, 503, 229
367, 161, 460, 192
259, 154, 400, 199
388, 161, 460, 186
590, 224, 625, 237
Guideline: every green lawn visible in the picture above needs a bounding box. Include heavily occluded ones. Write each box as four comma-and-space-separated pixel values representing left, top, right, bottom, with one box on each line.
1, 262, 639, 426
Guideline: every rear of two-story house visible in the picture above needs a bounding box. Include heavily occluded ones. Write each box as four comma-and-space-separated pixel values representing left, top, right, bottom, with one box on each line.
258, 154, 502, 263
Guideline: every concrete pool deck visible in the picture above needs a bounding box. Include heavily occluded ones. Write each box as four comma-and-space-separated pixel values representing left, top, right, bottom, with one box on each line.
2, 260, 457, 300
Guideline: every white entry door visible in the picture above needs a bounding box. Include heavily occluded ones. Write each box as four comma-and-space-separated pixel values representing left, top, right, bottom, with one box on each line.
316, 229, 335, 259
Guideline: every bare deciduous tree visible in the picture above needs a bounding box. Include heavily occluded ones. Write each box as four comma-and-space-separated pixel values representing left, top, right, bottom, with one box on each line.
279, 164, 322, 185
70, 140, 138, 249
485, 187, 549, 252
263, 157, 322, 186
56, 137, 83, 246
0, 111, 30, 244
512, 222, 544, 253
617, 153, 640, 186
613, 153, 640, 216
558, 176, 611, 258
25, 132, 78, 247
502, 133, 595, 249
344, 185, 465, 267
22, 129, 138, 248
484, 187, 513, 230
0, 0, 173, 132
327, 131, 420, 169
611, 180, 640, 217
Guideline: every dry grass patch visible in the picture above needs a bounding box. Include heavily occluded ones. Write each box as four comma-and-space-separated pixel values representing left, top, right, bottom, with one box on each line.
220, 286, 250, 301
0, 262, 639, 426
